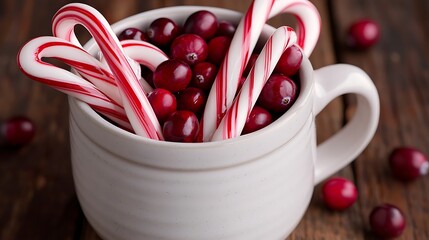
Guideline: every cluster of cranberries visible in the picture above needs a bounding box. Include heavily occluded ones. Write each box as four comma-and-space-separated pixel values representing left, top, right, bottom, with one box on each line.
322, 147, 428, 238
118, 10, 302, 142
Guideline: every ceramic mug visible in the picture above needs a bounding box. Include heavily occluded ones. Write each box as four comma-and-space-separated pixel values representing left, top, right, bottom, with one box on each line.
69, 6, 380, 240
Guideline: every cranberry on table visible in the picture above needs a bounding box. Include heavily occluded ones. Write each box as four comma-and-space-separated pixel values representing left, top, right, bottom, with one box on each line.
321, 177, 358, 211
207, 36, 231, 65
170, 34, 208, 66
1, 116, 35, 147
153, 59, 192, 92
176, 87, 206, 115
242, 106, 273, 135
346, 19, 380, 50
257, 74, 298, 113
183, 10, 218, 40
163, 110, 199, 143
274, 44, 303, 77
147, 88, 177, 124
370, 204, 406, 239
217, 20, 236, 38
147, 18, 180, 47
118, 27, 148, 42
191, 62, 218, 92
388, 147, 429, 181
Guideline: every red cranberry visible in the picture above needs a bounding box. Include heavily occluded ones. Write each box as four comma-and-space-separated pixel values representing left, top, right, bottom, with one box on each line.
389, 147, 429, 181
153, 59, 192, 92
274, 45, 303, 77
242, 106, 273, 135
170, 34, 208, 66
191, 62, 218, 92
163, 110, 199, 142
183, 10, 218, 40
346, 19, 380, 50
1, 116, 35, 147
147, 18, 180, 47
147, 88, 177, 124
257, 74, 298, 113
243, 54, 259, 77
118, 27, 148, 42
207, 36, 231, 65
370, 204, 406, 239
322, 177, 358, 211
176, 87, 206, 115
217, 20, 236, 38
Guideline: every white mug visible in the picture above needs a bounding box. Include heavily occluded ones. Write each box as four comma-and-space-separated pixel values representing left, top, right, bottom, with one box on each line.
69, 6, 380, 240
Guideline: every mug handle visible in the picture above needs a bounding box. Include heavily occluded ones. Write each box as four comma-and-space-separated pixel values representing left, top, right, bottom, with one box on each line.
313, 64, 380, 185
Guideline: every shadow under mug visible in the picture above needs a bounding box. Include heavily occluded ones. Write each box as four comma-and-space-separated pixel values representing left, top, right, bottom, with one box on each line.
69, 6, 380, 240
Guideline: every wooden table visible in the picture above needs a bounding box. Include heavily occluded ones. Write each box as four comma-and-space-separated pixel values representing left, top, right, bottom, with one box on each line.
1, 0, 428, 239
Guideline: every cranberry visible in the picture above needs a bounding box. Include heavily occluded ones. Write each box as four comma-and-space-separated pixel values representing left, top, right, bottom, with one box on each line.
118, 27, 148, 42
147, 18, 180, 47
163, 110, 199, 142
257, 74, 298, 113
321, 177, 358, 211
217, 20, 236, 38
346, 19, 380, 50
389, 147, 429, 181
1, 116, 35, 147
242, 106, 273, 135
207, 36, 231, 65
153, 59, 192, 92
183, 10, 218, 40
243, 54, 259, 77
147, 88, 177, 124
370, 204, 406, 239
191, 62, 218, 92
170, 34, 208, 66
274, 45, 303, 77
176, 87, 206, 115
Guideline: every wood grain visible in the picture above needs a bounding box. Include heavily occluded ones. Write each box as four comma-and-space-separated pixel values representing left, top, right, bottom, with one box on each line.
330, 0, 429, 239
1, 0, 428, 239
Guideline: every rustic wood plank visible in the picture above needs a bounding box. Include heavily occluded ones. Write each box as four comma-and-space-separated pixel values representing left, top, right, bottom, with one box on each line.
330, 0, 429, 239
0, 0, 81, 239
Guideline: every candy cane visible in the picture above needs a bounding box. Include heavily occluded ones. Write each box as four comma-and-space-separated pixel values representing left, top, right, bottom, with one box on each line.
201, 0, 321, 141
211, 27, 297, 141
99, 40, 169, 93
270, 0, 320, 56
17, 36, 132, 131
20, 36, 165, 106
52, 3, 163, 140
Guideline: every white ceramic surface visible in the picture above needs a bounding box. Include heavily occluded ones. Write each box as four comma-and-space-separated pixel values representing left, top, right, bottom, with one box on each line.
69, 6, 380, 240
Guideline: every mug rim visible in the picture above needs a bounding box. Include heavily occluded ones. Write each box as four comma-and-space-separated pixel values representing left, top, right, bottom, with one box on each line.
70, 5, 315, 169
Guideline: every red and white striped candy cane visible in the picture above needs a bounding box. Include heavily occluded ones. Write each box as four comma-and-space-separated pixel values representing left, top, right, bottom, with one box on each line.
270, 0, 320, 56
17, 36, 132, 131
211, 27, 297, 141
52, 3, 163, 140
98, 40, 169, 95
20, 37, 166, 107
201, 0, 321, 141
32, 36, 124, 105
